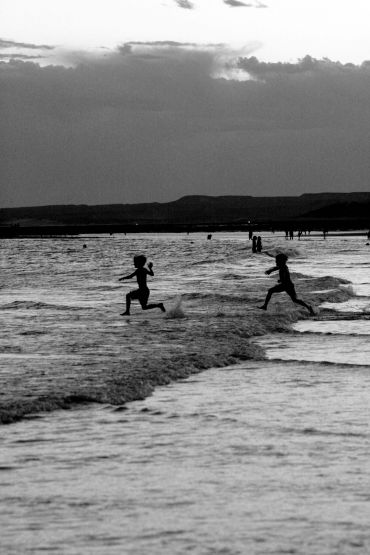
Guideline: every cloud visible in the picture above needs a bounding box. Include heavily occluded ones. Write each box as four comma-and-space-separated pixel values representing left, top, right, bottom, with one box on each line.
237, 54, 370, 83
0, 54, 44, 60
223, 0, 254, 7
0, 38, 55, 50
174, 0, 194, 8
1, 47, 369, 207
237, 55, 321, 76
0, 37, 56, 64
172, 0, 267, 8
223, 0, 268, 6
121, 40, 223, 49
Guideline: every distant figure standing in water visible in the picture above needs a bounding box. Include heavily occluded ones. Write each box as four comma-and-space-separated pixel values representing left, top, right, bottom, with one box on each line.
252, 236, 257, 253
256, 236, 262, 253
119, 255, 165, 316
259, 253, 314, 315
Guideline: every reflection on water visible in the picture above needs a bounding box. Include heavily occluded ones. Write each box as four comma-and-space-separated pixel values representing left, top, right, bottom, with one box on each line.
1, 360, 370, 555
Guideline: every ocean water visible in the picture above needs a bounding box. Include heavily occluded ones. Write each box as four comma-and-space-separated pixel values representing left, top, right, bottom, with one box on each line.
1, 232, 370, 554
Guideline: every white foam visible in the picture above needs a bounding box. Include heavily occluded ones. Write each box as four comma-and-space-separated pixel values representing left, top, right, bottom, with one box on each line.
165, 296, 186, 319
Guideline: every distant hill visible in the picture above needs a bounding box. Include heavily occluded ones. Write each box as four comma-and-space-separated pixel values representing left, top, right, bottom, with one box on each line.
1, 192, 370, 226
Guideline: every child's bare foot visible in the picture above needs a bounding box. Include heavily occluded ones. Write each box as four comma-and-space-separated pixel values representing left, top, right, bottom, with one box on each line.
121, 311, 130, 316
159, 303, 166, 312
258, 305, 267, 310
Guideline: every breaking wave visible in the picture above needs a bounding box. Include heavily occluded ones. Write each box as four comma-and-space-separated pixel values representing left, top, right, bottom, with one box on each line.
165, 296, 186, 319
0, 337, 265, 424
266, 358, 370, 368
339, 284, 356, 296
294, 330, 370, 337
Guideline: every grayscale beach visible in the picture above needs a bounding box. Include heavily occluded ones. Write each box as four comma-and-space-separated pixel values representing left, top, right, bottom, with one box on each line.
2, 1, 370, 551
1, 232, 370, 554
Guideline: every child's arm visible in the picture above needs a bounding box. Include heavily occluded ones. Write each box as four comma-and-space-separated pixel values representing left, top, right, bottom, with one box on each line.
118, 270, 137, 281
265, 266, 278, 275
147, 262, 154, 276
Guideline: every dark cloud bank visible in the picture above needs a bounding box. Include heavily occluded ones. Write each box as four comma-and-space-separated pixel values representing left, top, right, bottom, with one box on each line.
1, 45, 369, 207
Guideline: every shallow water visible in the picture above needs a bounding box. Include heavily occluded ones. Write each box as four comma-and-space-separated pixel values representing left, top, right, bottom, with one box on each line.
1, 358, 370, 554
1, 231, 370, 553
255, 330, 370, 366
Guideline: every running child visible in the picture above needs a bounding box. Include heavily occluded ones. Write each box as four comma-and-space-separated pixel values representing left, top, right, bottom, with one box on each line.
119, 255, 165, 316
259, 253, 314, 314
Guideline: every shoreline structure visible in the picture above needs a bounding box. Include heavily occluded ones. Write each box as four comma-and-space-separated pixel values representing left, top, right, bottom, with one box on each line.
0, 271, 353, 425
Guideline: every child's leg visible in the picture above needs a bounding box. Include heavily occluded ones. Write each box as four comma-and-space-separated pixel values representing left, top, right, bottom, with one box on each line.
139, 289, 165, 312
142, 302, 166, 312
287, 289, 315, 315
292, 297, 315, 314
121, 292, 132, 315
259, 285, 281, 309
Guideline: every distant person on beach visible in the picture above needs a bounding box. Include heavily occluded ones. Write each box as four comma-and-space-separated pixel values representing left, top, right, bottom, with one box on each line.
119, 255, 165, 316
252, 236, 257, 253
258, 253, 314, 315
257, 236, 262, 253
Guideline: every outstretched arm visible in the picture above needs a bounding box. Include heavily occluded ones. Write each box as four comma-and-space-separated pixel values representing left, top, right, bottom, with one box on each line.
118, 270, 137, 281
265, 266, 278, 275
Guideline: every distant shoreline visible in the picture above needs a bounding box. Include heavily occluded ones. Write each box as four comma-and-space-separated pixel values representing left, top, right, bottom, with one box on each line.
0, 223, 369, 238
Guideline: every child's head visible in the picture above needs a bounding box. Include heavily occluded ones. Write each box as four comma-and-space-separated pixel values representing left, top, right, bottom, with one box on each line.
134, 255, 146, 268
276, 253, 288, 266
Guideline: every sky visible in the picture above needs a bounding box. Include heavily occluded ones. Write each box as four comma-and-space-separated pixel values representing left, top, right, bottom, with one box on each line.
1, 0, 370, 207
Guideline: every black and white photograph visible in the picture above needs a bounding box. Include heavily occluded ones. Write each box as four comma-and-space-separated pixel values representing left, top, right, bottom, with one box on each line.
1, 1, 370, 553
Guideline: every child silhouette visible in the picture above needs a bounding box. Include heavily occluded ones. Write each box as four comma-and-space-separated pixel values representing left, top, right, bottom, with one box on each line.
259, 253, 314, 315
119, 255, 165, 316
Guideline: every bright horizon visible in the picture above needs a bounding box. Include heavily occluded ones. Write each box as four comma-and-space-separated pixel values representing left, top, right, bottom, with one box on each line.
1, 0, 370, 65
1, 0, 370, 207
